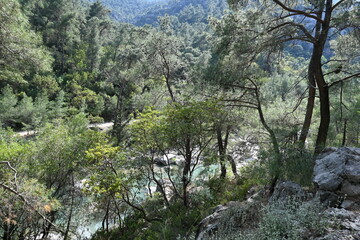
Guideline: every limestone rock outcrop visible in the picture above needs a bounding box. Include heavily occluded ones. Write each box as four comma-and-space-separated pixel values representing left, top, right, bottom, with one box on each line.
313, 147, 360, 208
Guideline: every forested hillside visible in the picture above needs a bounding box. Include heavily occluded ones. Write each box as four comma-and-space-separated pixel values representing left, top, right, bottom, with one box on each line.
1, 0, 359, 239
89, 0, 228, 25
88, 0, 165, 23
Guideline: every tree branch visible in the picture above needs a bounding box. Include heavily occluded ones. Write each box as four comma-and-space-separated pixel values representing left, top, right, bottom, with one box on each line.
328, 73, 360, 88
269, 21, 317, 43
332, 0, 346, 11
321, 59, 347, 66
0, 182, 65, 235
272, 0, 324, 23
121, 191, 162, 222
0, 161, 18, 189
224, 83, 257, 91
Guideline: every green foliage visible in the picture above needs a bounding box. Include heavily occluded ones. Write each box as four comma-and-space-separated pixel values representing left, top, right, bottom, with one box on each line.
131, 100, 222, 152
0, 86, 69, 129
0, 0, 359, 238
84, 144, 125, 195
0, 178, 60, 237
130, 107, 166, 152
0, 0, 53, 91
92, 196, 208, 240
259, 147, 315, 187
280, 148, 315, 187
255, 199, 328, 240
30, 74, 60, 96
206, 177, 254, 204
0, 113, 113, 238
208, 198, 328, 240
133, 0, 228, 26
0, 130, 29, 182
0, 86, 18, 127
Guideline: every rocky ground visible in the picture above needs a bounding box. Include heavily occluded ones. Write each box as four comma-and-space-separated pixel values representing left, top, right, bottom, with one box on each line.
196, 147, 360, 240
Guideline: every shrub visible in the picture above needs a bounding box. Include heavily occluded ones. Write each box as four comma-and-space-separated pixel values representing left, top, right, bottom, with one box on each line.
257, 198, 327, 240
208, 198, 328, 240
259, 146, 315, 187
281, 147, 314, 187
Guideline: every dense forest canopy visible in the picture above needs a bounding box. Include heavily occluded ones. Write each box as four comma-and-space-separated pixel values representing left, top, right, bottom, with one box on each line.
0, 0, 359, 239
88, 0, 228, 25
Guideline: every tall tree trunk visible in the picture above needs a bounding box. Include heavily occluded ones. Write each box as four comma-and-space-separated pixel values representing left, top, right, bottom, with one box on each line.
228, 155, 238, 178
3, 222, 11, 240
64, 176, 75, 240
315, 75, 330, 153
112, 81, 127, 144
102, 199, 110, 231
299, 59, 316, 146
216, 126, 229, 178
299, 1, 324, 147
41, 212, 55, 240
342, 120, 347, 146
253, 83, 281, 194
182, 137, 191, 207
165, 75, 176, 103
299, 0, 332, 154
314, 0, 332, 154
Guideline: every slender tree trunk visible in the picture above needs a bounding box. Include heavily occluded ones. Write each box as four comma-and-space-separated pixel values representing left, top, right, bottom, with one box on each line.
228, 155, 238, 178
41, 212, 55, 240
216, 127, 227, 178
151, 156, 170, 206
315, 71, 330, 154
113, 82, 126, 144
299, 0, 332, 154
64, 176, 75, 240
299, 59, 316, 146
102, 199, 110, 231
342, 120, 347, 146
165, 75, 176, 102
314, 0, 332, 154
64, 197, 74, 240
299, 1, 324, 147
160, 52, 176, 102
182, 137, 191, 207
257, 104, 281, 194
3, 222, 10, 240
253, 84, 281, 194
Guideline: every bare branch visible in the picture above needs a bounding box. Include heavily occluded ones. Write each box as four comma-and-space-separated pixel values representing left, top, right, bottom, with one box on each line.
278, 12, 307, 20
279, 36, 317, 44
321, 59, 347, 66
225, 104, 259, 109
121, 191, 162, 222
269, 21, 317, 43
222, 99, 257, 108
0, 161, 18, 188
0, 161, 17, 174
224, 83, 257, 91
272, 0, 324, 23
0, 183, 65, 235
332, 0, 346, 11
328, 73, 360, 88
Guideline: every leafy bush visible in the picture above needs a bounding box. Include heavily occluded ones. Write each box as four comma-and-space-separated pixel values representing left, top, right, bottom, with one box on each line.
209, 198, 328, 240
92, 199, 206, 240
88, 115, 105, 123
259, 146, 315, 187
281, 147, 314, 186
256, 199, 327, 240
206, 177, 254, 204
